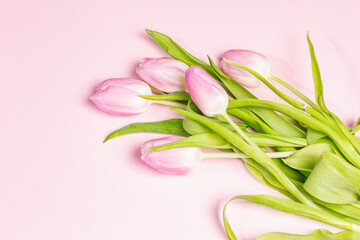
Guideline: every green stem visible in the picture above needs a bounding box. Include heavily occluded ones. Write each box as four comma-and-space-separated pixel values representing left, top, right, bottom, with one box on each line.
221, 111, 262, 151
202, 151, 295, 159
269, 74, 320, 111
227, 108, 276, 136
331, 113, 360, 155
151, 100, 187, 109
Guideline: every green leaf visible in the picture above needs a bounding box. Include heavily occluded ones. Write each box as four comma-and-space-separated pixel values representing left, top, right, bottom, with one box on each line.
245, 163, 296, 201
103, 118, 189, 142
307, 128, 327, 144
351, 118, 360, 135
228, 109, 302, 154
304, 152, 360, 204
307, 33, 330, 115
280, 114, 307, 132
145, 29, 215, 75
152, 132, 307, 152
182, 101, 248, 135
247, 132, 307, 148
223, 195, 359, 239
255, 229, 360, 240
321, 152, 360, 189
330, 113, 360, 155
227, 108, 276, 134
182, 117, 247, 135
269, 74, 320, 111
140, 92, 191, 101
248, 106, 306, 139
319, 201, 360, 223
226, 195, 357, 231
150, 133, 232, 151
284, 143, 333, 172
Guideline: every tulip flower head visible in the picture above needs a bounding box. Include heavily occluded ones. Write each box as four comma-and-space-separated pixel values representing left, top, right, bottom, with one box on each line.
185, 66, 229, 117
136, 57, 189, 93
90, 78, 152, 116
220, 50, 271, 87
141, 136, 202, 174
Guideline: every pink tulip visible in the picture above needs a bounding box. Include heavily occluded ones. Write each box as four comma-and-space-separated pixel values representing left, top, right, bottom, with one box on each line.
90, 78, 152, 116
136, 57, 188, 93
220, 50, 271, 87
141, 136, 202, 174
185, 66, 228, 117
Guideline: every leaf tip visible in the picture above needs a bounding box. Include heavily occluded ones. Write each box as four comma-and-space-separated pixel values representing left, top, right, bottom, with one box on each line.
170, 107, 186, 115
103, 134, 113, 143
306, 31, 312, 46
138, 94, 149, 99
145, 28, 153, 35
170, 107, 179, 112
207, 55, 214, 63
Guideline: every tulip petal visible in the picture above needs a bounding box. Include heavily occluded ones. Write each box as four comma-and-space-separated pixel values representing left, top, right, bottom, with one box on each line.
91, 78, 151, 116
140, 136, 202, 174
185, 66, 228, 117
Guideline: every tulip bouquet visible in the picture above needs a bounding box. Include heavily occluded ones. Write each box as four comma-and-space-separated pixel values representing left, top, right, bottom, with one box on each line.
90, 29, 360, 239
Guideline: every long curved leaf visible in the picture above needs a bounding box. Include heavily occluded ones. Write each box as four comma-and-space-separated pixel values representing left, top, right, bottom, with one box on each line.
255, 229, 360, 240
225, 195, 357, 231
103, 118, 189, 142
307, 33, 330, 115
145, 29, 214, 74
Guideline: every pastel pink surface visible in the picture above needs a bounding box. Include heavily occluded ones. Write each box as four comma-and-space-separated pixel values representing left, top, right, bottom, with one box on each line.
1, 0, 360, 239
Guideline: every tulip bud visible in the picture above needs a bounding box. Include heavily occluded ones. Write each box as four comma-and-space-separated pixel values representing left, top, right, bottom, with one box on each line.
185, 66, 228, 117
90, 78, 152, 116
140, 136, 202, 174
220, 50, 271, 87
136, 57, 188, 93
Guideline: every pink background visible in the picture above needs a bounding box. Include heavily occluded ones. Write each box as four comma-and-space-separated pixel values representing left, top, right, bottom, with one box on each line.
1, 0, 360, 239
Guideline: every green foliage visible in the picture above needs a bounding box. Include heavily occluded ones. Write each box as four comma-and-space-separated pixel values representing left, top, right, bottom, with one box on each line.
150, 133, 232, 151
307, 33, 330, 115
304, 152, 360, 204
255, 229, 360, 240
103, 118, 189, 142
105, 29, 360, 239
284, 143, 333, 172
